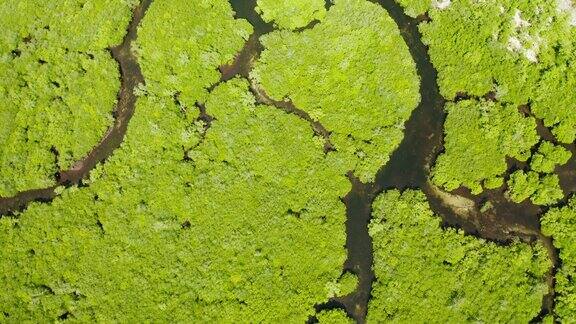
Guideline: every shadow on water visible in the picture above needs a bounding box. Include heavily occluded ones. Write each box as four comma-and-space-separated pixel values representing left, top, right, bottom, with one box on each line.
0, 0, 153, 215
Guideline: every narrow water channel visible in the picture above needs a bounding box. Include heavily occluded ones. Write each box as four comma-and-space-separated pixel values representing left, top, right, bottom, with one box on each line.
0, 0, 153, 215
334, 1, 446, 321
337, 0, 565, 321
0, 0, 569, 321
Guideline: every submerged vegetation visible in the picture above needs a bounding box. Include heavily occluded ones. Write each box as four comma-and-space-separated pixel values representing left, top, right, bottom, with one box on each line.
1, 0, 576, 322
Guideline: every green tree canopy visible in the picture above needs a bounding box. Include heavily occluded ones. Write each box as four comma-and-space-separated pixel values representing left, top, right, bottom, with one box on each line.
368, 189, 550, 322
421, 0, 576, 143
256, 0, 326, 30
0, 0, 136, 196
541, 197, 576, 321
432, 99, 538, 194
253, 0, 420, 182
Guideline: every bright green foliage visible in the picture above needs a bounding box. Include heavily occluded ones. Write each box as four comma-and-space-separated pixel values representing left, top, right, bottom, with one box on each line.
256, 0, 326, 30
420, 0, 576, 143
506, 170, 540, 203
530, 141, 572, 173
0, 1, 352, 320
0, 76, 352, 321
506, 146, 566, 205
397, 0, 455, 18
397, 0, 432, 17
542, 198, 576, 321
506, 171, 564, 206
316, 309, 354, 324
506, 171, 564, 205
367, 190, 550, 322
136, 0, 252, 106
337, 272, 358, 296
432, 99, 538, 194
531, 174, 564, 206
326, 272, 358, 298
253, 0, 420, 182
0, 0, 135, 196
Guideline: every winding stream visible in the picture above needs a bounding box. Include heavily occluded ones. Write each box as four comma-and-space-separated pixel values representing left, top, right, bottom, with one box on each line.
336, 0, 564, 322
0, 0, 153, 215
334, 1, 446, 321
0, 0, 572, 322
222, 0, 563, 322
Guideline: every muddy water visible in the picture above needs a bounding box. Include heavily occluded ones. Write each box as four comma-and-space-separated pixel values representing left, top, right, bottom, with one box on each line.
0, 0, 568, 321
338, 0, 564, 322
333, 1, 446, 321
0, 0, 153, 215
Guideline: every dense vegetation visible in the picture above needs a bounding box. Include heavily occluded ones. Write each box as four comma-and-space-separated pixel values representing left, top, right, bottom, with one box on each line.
424, 0, 576, 200
368, 190, 550, 322
542, 198, 576, 321
316, 309, 354, 323
505, 141, 569, 205
506, 171, 564, 205
0, 1, 355, 321
136, 0, 252, 108
0, 0, 135, 196
421, 0, 576, 143
253, 0, 420, 182
2, 0, 576, 322
256, 0, 326, 30
396, 0, 432, 17
432, 99, 538, 194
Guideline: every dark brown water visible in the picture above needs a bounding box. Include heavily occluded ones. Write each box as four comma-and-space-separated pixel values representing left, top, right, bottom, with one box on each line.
0, 0, 153, 215
0, 0, 569, 321
338, 0, 563, 322
227, 0, 335, 154
333, 1, 446, 321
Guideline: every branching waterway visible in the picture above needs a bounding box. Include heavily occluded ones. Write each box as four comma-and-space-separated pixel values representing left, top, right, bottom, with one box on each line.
0, 0, 153, 215
337, 0, 564, 322
331, 1, 446, 321
1, 0, 573, 322
204, 0, 565, 322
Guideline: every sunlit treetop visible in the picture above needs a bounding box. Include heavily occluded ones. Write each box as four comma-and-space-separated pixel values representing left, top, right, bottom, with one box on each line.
530, 141, 572, 174
432, 99, 538, 194
506, 171, 564, 205
397, 0, 434, 17
0, 0, 136, 53
420, 0, 576, 143
0, 0, 136, 196
136, 0, 252, 106
316, 309, 354, 323
256, 0, 327, 30
253, 0, 420, 182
